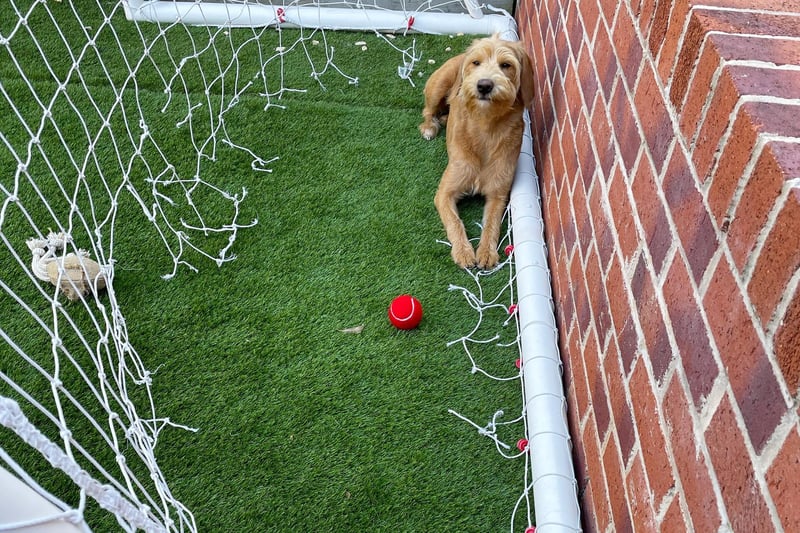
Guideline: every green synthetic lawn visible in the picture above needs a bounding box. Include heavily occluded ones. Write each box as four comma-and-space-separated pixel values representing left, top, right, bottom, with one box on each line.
0, 3, 527, 531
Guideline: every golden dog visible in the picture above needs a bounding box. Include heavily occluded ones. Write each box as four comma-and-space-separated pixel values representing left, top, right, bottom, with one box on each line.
420, 35, 534, 269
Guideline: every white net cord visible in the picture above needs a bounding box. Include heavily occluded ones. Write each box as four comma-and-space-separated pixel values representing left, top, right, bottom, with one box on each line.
444, 209, 537, 532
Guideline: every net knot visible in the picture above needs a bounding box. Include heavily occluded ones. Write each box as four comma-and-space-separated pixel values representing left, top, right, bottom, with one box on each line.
64, 509, 84, 524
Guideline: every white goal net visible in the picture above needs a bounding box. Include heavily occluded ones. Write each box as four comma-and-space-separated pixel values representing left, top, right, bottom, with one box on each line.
0, 1, 574, 531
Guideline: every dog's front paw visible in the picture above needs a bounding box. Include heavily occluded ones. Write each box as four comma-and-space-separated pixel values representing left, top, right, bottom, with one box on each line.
451, 244, 477, 269
476, 245, 500, 270
419, 119, 440, 140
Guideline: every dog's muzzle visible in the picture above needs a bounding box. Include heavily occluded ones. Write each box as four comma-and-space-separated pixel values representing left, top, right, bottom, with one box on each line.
476, 78, 494, 99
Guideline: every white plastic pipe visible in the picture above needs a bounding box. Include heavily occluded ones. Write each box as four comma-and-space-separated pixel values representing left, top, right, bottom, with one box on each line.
0, 463, 88, 533
124, 1, 515, 36
123, 2, 580, 529
510, 112, 581, 532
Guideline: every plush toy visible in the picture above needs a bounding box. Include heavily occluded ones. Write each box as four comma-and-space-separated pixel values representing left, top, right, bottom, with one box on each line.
27, 232, 107, 302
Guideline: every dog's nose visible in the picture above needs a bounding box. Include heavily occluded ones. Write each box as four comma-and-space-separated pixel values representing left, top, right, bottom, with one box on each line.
477, 79, 494, 96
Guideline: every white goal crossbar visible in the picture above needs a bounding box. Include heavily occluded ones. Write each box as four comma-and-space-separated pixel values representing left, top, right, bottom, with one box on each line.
124, 0, 514, 36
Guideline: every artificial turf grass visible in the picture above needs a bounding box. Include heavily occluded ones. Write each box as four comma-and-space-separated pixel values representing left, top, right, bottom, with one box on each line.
0, 7, 532, 529
118, 96, 527, 532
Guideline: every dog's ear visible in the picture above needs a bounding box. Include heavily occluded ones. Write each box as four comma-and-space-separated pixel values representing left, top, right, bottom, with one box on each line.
514, 44, 535, 109
448, 53, 465, 100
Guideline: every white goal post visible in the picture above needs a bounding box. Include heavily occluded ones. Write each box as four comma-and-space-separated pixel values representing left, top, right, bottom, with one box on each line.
0, 1, 578, 531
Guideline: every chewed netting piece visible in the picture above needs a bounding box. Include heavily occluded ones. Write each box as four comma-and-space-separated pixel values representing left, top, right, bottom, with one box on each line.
443, 209, 536, 533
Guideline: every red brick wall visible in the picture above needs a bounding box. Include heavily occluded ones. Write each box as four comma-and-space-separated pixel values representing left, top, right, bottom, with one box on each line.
515, 0, 800, 530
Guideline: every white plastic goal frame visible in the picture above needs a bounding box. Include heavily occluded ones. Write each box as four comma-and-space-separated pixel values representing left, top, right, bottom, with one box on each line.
0, 1, 580, 531
125, 1, 581, 531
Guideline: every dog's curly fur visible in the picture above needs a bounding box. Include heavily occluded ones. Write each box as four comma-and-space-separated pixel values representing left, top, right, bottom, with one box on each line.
420, 35, 534, 269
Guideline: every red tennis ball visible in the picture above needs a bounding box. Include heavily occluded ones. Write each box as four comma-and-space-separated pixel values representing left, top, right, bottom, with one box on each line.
388, 294, 423, 330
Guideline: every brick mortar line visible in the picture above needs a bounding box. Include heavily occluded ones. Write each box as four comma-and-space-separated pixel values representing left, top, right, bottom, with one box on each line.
690, 255, 799, 518
593, 395, 627, 527
692, 5, 800, 17
699, 96, 800, 236
711, 135, 766, 238
737, 135, 800, 285
706, 31, 800, 42
733, 386, 789, 528
609, 151, 694, 531
726, 59, 800, 70
682, 36, 726, 152
615, 0, 792, 438
693, 374, 737, 526
609, 0, 622, 37
695, 233, 800, 449
710, 230, 797, 414
622, 130, 734, 450
654, 486, 679, 524
575, 105, 672, 521
721, 387, 785, 528
756, 407, 800, 481
623, 351, 689, 526
752, 164, 800, 341
648, 361, 696, 527
577, 387, 592, 435
557, 125, 580, 256
646, 226, 739, 530
658, 1, 696, 95
712, 98, 800, 172
589, 4, 621, 103
604, 7, 713, 292
575, 100, 670, 526
679, 28, 800, 153
567, 11, 692, 462
674, 21, 800, 186
608, 3, 800, 300
531, 5, 561, 156
675, 35, 795, 159
667, 4, 800, 169
697, 365, 728, 430
587, 4, 669, 274
714, 231, 795, 404
659, 240, 680, 287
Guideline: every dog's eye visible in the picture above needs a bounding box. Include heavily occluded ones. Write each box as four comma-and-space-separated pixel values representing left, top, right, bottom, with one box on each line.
500, 62, 512, 69
472, 60, 480, 66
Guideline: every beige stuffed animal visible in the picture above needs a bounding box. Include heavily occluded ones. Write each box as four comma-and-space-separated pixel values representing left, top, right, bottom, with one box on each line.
27, 232, 107, 302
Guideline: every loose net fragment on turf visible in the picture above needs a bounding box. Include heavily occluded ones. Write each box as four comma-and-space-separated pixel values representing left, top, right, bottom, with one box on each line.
0, 1, 576, 531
